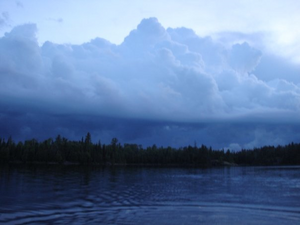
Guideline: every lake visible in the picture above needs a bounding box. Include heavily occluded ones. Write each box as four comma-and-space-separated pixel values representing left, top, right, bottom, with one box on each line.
1, 165, 300, 224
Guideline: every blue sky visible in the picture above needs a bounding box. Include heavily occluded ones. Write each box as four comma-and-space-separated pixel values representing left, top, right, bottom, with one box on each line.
1, 0, 300, 150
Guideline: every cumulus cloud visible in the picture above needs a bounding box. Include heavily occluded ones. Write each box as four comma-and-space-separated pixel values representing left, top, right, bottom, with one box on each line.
228, 42, 262, 74
254, 54, 300, 84
0, 17, 300, 148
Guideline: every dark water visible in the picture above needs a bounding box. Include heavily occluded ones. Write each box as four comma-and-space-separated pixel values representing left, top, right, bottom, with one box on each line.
1, 165, 300, 224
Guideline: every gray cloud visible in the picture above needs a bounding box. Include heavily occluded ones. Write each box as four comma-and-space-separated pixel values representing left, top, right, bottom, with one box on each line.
48, 18, 63, 23
254, 54, 300, 84
16, 1, 24, 8
0, 12, 9, 28
228, 42, 262, 74
0, 17, 300, 148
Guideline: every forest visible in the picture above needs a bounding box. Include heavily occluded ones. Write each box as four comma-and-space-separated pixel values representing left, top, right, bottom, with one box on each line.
0, 133, 300, 167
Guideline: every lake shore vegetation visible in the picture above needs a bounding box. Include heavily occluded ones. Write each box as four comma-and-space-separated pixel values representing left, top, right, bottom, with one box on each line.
1, 133, 300, 167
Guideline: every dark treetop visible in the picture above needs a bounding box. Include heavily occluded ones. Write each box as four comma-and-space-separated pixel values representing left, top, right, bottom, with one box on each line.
1, 133, 300, 167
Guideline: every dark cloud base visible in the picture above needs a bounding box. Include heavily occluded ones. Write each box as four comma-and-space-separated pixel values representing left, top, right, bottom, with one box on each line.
1, 112, 299, 151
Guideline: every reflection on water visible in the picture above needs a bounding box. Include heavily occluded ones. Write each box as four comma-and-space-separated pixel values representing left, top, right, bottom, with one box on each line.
1, 165, 300, 224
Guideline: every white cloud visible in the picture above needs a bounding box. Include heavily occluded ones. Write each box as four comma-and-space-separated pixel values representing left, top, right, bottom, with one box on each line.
224, 143, 242, 152
1, 18, 300, 120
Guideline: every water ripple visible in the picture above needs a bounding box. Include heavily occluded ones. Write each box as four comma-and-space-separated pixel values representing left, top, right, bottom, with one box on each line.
1, 165, 300, 224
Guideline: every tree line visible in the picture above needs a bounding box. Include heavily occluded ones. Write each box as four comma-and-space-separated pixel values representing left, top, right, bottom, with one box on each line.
0, 133, 300, 166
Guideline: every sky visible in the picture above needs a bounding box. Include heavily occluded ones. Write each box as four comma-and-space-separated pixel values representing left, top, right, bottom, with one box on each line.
0, 0, 300, 150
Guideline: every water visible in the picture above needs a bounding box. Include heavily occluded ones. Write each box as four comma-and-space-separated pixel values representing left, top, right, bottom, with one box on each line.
1, 165, 300, 224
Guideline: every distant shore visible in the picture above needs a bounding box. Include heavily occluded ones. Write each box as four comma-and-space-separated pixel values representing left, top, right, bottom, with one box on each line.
1, 134, 300, 167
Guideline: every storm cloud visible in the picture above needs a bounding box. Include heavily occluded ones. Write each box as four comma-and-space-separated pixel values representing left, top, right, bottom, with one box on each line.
1, 18, 300, 150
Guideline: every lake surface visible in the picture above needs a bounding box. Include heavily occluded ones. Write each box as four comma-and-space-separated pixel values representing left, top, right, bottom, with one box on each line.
1, 165, 300, 224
